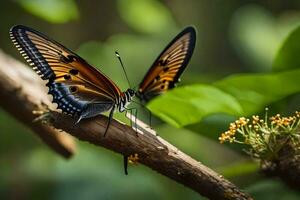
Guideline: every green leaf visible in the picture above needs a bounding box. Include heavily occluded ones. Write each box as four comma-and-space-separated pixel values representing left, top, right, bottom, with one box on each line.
230, 5, 300, 71
149, 69, 300, 127
214, 69, 300, 115
17, 0, 79, 23
273, 25, 300, 72
147, 84, 243, 127
117, 0, 177, 34
229, 5, 280, 71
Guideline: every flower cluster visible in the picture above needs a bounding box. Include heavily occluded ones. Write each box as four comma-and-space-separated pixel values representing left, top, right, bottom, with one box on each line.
219, 109, 300, 161
219, 117, 249, 143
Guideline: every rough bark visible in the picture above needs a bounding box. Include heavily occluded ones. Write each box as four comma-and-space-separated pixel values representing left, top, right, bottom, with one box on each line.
0, 50, 252, 200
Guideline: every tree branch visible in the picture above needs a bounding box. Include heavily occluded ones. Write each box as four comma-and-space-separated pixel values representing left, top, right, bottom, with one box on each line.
261, 143, 300, 191
0, 50, 252, 200
0, 50, 75, 158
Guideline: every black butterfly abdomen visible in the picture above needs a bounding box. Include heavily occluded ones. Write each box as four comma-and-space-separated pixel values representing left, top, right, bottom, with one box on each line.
10, 25, 55, 80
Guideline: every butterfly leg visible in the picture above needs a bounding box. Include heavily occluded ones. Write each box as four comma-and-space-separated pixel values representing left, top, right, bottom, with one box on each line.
130, 108, 135, 129
104, 105, 115, 137
141, 105, 152, 128
128, 109, 133, 128
133, 108, 138, 137
125, 108, 134, 127
123, 155, 128, 175
143, 106, 153, 129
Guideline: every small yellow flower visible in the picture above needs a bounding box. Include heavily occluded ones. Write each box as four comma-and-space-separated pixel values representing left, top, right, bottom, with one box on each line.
252, 115, 259, 124
128, 153, 139, 165
296, 111, 300, 118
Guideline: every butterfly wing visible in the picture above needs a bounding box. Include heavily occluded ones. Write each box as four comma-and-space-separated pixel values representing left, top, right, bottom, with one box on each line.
137, 27, 196, 102
10, 25, 122, 118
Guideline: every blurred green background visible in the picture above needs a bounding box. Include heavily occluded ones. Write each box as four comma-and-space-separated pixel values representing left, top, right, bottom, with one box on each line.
1, 0, 300, 199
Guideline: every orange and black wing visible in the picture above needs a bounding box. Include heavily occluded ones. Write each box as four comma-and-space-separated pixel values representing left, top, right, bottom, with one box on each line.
137, 27, 196, 102
10, 25, 122, 117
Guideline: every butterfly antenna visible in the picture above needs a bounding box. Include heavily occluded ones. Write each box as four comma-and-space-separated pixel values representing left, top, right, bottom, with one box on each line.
115, 51, 132, 88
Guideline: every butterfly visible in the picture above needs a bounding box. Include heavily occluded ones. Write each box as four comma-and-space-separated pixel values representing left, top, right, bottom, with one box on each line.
136, 27, 196, 102
9, 25, 196, 136
10, 25, 195, 175
10, 25, 136, 136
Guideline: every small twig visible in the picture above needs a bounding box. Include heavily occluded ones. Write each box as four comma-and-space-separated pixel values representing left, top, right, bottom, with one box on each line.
0, 50, 252, 200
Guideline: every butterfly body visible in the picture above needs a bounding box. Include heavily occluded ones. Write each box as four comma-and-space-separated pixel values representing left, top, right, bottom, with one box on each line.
10, 25, 134, 125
